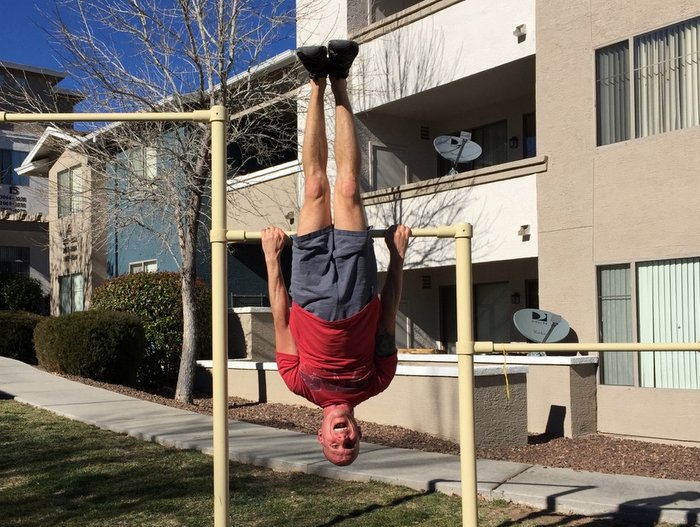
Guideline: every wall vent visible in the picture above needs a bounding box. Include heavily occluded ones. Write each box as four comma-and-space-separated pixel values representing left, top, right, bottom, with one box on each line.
422, 275, 432, 289
420, 126, 430, 140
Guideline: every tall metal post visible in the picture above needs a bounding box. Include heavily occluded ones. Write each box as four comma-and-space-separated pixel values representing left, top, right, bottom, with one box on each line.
209, 105, 230, 527
2, 107, 231, 525
454, 223, 477, 527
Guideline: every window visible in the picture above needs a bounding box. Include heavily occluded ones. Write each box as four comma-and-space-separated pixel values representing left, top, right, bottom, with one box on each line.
596, 16, 700, 145
0, 149, 29, 186
108, 147, 158, 197
129, 259, 157, 273
637, 258, 700, 389
598, 258, 700, 389
370, 144, 408, 191
598, 265, 634, 385
59, 273, 84, 314
57, 165, 83, 218
0, 246, 29, 277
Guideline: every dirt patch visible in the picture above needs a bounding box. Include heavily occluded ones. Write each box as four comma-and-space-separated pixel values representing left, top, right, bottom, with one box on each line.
62, 375, 700, 483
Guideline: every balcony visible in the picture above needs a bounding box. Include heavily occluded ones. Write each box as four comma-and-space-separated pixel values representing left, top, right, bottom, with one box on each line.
348, 0, 535, 111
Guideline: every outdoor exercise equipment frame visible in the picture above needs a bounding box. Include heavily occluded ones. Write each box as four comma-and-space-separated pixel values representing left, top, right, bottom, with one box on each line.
6, 105, 700, 527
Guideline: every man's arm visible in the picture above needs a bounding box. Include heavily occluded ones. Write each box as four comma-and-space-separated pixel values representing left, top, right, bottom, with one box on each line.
261, 227, 297, 356
379, 224, 411, 336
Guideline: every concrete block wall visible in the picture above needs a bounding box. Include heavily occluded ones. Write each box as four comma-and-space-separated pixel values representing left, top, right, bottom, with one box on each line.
196, 360, 528, 448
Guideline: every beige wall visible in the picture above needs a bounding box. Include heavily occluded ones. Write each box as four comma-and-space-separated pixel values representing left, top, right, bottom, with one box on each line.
475, 355, 598, 437
538, 0, 700, 336
229, 309, 275, 360
198, 363, 528, 448
226, 171, 300, 232
537, 0, 700, 443
598, 385, 700, 445
48, 149, 107, 314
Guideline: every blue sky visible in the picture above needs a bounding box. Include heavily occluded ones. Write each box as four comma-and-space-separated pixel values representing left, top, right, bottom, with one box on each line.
2, 1, 62, 70
2, 0, 296, 78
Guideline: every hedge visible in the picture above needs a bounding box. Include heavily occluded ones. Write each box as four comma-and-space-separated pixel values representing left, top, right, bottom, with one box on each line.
34, 310, 145, 386
0, 311, 45, 364
0, 275, 47, 314
91, 272, 211, 387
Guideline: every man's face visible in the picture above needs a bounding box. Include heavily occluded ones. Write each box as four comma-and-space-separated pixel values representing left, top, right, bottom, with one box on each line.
317, 407, 361, 466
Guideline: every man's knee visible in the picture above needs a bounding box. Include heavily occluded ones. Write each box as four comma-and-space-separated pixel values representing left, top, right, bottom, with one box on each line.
304, 171, 330, 201
335, 172, 361, 200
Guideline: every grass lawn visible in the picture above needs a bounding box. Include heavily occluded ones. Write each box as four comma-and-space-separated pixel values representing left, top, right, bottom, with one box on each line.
0, 398, 677, 526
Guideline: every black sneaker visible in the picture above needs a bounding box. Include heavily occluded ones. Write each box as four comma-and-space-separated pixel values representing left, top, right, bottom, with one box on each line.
296, 45, 328, 79
328, 40, 359, 79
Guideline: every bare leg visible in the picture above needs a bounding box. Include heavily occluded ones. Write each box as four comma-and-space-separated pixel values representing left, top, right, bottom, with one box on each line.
297, 79, 332, 236
331, 78, 367, 231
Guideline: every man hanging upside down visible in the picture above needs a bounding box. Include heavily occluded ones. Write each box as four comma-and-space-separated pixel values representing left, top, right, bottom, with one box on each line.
261, 40, 411, 466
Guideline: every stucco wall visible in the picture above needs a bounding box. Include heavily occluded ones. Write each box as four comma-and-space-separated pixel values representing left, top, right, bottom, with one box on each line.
367, 172, 539, 270
226, 170, 300, 232
347, 0, 536, 113
47, 148, 106, 314
198, 361, 528, 448
598, 385, 700, 445
536, 0, 700, 444
536, 0, 700, 340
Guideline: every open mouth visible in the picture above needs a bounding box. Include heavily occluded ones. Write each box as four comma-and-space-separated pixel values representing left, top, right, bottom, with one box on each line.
333, 423, 348, 432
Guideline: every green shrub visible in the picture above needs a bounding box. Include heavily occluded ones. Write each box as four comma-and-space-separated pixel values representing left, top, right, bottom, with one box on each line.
91, 272, 211, 387
0, 311, 45, 364
0, 275, 47, 314
34, 311, 145, 386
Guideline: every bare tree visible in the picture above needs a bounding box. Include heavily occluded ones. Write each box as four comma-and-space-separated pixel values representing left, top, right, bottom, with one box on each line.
15, 0, 302, 402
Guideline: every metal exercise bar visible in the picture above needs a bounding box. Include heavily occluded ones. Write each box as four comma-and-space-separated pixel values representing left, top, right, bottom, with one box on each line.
224, 226, 459, 242
3, 106, 232, 527
224, 223, 479, 527
475, 342, 700, 353
1, 110, 212, 123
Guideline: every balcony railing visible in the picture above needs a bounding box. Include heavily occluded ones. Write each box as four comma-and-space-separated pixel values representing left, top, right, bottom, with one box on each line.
362, 155, 547, 206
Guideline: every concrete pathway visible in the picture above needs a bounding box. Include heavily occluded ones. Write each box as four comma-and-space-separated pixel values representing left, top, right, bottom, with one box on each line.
1, 357, 698, 526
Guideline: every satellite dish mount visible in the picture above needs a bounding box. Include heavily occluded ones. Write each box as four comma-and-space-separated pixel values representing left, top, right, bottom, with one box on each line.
433, 131, 482, 175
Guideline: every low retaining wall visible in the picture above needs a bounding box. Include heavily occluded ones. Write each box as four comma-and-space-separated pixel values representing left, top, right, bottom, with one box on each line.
196, 358, 528, 448
474, 354, 598, 437
228, 307, 274, 360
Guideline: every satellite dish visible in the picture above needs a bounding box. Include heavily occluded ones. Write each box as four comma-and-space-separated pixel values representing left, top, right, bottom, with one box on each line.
513, 308, 570, 343
434, 132, 482, 175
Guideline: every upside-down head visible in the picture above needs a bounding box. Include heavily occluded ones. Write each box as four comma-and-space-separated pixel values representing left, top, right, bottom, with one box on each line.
318, 404, 362, 466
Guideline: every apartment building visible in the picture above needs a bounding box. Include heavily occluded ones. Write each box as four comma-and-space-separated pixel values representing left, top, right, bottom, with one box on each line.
293, 0, 540, 349
14, 0, 699, 443
537, 1, 700, 442
18, 52, 299, 316
0, 61, 79, 293
263, 0, 699, 443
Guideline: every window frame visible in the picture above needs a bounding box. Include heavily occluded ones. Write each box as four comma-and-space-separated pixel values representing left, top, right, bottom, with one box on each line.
57, 164, 83, 218
129, 259, 158, 274
595, 15, 700, 146
597, 257, 700, 389
0, 149, 30, 187
58, 273, 84, 315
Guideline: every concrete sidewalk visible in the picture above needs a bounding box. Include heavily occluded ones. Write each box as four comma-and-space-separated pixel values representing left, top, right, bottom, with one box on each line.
1, 356, 698, 526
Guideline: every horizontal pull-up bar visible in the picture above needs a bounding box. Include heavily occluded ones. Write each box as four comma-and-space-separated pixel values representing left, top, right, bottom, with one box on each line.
0, 108, 220, 123
474, 341, 700, 353
224, 224, 471, 243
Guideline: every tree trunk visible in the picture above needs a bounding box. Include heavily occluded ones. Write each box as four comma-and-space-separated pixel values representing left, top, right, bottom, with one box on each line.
175, 258, 198, 403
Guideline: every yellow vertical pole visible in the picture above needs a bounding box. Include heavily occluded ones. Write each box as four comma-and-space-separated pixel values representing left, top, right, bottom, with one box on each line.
209, 105, 230, 527
454, 223, 477, 527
